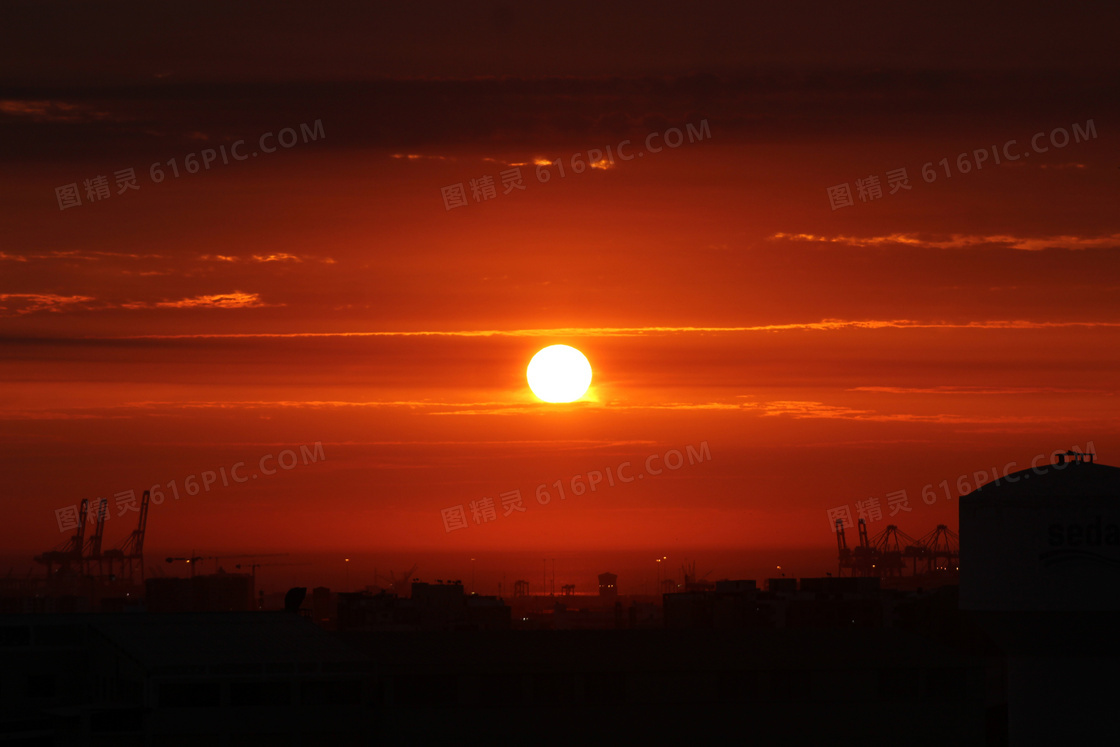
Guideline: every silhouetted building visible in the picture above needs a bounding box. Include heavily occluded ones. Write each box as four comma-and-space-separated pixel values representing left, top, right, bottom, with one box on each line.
336, 589, 402, 631
284, 586, 308, 614
666, 576, 956, 631
598, 572, 617, 598
0, 575, 95, 614
411, 580, 464, 608
799, 577, 880, 594
311, 585, 334, 627
335, 582, 510, 631
145, 571, 254, 612
961, 449, 1120, 744
465, 594, 511, 630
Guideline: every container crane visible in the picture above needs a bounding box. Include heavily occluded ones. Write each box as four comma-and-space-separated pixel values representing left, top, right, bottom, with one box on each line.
835, 518, 854, 576
374, 564, 418, 594
165, 552, 289, 577
870, 524, 919, 577
101, 489, 150, 582
850, 518, 876, 576
83, 498, 109, 578
34, 498, 89, 578
917, 524, 960, 573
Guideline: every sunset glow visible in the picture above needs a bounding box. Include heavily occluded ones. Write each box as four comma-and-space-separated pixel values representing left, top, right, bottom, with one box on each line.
0, 3, 1117, 597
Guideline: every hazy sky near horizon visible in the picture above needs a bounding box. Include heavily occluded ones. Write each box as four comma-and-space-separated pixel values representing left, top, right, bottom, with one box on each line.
2, 2, 1118, 572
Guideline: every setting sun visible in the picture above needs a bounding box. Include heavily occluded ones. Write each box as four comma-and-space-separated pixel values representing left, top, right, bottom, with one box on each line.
526, 345, 593, 403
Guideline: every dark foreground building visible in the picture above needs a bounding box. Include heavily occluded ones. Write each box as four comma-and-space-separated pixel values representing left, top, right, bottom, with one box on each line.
341, 627, 986, 745
2, 610, 988, 745
0, 612, 374, 745
960, 450, 1120, 745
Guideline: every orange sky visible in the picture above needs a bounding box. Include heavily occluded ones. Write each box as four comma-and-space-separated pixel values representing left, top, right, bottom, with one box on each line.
2, 2, 1119, 589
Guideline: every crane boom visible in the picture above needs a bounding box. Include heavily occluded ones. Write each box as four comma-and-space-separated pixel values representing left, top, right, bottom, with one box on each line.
133, 489, 150, 557
85, 499, 108, 576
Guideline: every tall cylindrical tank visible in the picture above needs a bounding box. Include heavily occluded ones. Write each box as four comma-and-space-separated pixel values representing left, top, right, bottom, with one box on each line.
959, 450, 1120, 744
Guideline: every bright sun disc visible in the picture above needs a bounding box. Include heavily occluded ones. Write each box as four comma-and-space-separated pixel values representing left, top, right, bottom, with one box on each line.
527, 345, 592, 403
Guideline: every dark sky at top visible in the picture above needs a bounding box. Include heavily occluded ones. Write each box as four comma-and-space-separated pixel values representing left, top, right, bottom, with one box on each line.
3, 1, 1117, 163
4, 1, 1118, 84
